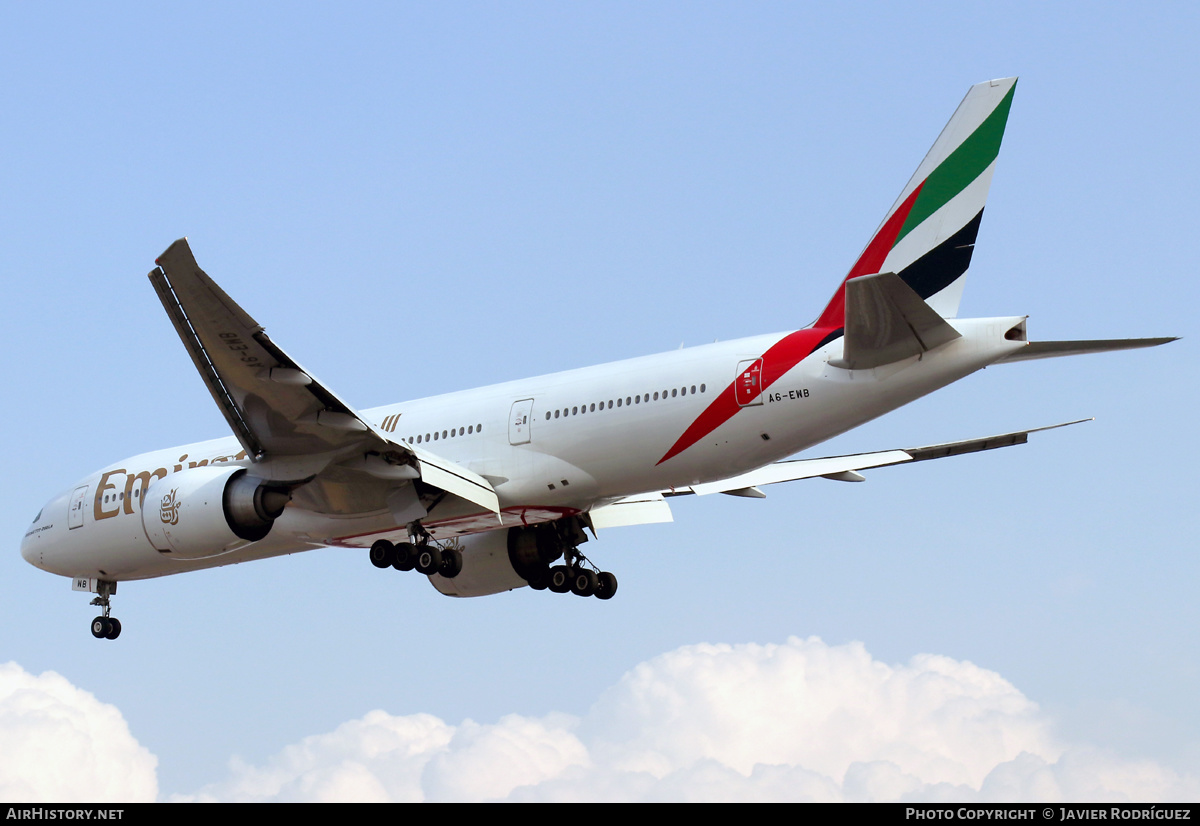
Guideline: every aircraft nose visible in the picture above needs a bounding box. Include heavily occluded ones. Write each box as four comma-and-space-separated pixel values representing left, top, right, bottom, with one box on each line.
20, 531, 39, 567
21, 507, 51, 570
20, 528, 42, 566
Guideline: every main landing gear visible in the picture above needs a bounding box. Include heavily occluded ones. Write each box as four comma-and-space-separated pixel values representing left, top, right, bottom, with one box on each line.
368, 524, 463, 580
508, 519, 618, 600
89, 580, 121, 640
526, 545, 618, 600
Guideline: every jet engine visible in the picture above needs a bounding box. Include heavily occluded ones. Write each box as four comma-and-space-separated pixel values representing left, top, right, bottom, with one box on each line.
426, 530, 527, 597
141, 465, 291, 559
428, 518, 588, 597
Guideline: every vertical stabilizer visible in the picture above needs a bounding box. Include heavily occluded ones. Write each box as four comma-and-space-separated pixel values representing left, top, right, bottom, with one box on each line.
815, 78, 1017, 328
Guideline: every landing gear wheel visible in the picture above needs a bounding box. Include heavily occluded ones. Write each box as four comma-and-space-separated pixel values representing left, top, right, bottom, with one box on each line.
571, 569, 599, 597
415, 546, 443, 576
548, 565, 572, 594
438, 546, 463, 578
369, 540, 395, 568
105, 618, 122, 640
91, 617, 109, 639
393, 542, 417, 572
594, 572, 618, 600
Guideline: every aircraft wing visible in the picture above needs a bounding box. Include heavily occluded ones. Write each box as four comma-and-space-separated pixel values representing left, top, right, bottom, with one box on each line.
674, 420, 1089, 497
149, 238, 499, 514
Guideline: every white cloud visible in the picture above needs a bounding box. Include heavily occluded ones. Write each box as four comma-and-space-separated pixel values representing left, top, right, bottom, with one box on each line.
582, 640, 1057, 789
7, 639, 1199, 802
182, 636, 1200, 802
0, 662, 157, 802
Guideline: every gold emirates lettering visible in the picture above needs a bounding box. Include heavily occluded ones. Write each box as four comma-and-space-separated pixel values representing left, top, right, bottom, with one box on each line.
91, 449, 247, 522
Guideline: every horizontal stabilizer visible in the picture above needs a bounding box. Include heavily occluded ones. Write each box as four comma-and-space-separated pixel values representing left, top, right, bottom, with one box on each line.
995, 338, 1177, 364
832, 272, 961, 369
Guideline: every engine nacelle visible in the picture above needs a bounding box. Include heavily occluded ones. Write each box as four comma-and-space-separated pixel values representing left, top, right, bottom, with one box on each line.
429, 517, 588, 597
428, 531, 528, 597
142, 466, 290, 560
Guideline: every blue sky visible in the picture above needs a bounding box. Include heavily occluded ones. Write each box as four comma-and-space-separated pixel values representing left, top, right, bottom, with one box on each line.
2, 2, 1197, 801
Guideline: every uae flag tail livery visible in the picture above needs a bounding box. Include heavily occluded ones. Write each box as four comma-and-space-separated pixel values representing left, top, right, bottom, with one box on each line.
817, 77, 1017, 329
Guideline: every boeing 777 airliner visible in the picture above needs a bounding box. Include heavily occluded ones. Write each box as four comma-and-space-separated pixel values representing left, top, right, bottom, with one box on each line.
20, 78, 1174, 639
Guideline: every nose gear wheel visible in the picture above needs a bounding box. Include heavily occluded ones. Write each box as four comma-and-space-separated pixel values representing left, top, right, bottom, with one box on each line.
87, 581, 121, 640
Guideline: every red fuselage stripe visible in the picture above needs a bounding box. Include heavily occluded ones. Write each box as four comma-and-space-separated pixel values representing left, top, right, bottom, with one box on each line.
657, 327, 836, 465
656, 182, 926, 466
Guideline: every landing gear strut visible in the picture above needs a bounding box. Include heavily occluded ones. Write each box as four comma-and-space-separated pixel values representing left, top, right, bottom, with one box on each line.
367, 523, 462, 580
89, 580, 121, 640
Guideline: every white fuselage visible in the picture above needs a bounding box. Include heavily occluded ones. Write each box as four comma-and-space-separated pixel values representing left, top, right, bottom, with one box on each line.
21, 316, 1026, 583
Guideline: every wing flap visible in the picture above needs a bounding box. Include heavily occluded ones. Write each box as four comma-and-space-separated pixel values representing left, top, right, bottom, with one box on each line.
588, 493, 674, 531
411, 446, 501, 515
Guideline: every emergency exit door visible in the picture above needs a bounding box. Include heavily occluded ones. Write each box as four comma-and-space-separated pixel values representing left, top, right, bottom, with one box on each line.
509, 398, 534, 445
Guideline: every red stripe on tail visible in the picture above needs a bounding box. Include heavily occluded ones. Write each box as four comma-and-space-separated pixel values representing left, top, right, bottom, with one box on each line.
813, 180, 925, 329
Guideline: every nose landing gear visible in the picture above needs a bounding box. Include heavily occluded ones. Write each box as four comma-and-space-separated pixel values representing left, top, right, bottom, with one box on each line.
88, 580, 121, 640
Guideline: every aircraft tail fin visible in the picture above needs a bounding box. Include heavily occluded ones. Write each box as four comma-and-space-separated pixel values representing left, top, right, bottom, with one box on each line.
815, 77, 1017, 328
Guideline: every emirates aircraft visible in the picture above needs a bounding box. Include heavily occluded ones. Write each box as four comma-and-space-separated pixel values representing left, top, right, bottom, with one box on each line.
21, 78, 1173, 639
